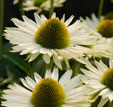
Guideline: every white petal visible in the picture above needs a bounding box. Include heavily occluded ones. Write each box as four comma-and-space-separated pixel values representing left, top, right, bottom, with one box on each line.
65, 15, 74, 26
98, 97, 109, 107
25, 76, 37, 89
52, 13, 56, 18
34, 13, 42, 25
108, 91, 113, 102
28, 53, 40, 62
65, 75, 80, 91
34, 72, 42, 83
61, 14, 65, 22
109, 59, 113, 68
59, 70, 72, 88
45, 70, 52, 78
43, 54, 50, 64
53, 54, 62, 70
52, 68, 59, 81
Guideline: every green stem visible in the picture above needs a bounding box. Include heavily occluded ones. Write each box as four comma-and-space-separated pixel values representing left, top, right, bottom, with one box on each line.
0, 0, 4, 67
47, 59, 53, 70
28, 62, 34, 79
49, 0, 54, 18
73, 61, 80, 76
19, 0, 24, 16
109, 101, 113, 107
40, 62, 48, 78
98, 0, 104, 20
41, 59, 53, 77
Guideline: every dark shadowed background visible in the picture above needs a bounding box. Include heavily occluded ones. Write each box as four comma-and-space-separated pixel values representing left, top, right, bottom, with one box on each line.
4, 0, 113, 27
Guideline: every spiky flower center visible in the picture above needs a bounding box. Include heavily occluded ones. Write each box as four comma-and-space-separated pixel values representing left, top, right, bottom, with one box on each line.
31, 78, 66, 107
34, 18, 70, 49
34, 0, 47, 6
101, 67, 113, 91
104, 12, 113, 20
97, 20, 113, 38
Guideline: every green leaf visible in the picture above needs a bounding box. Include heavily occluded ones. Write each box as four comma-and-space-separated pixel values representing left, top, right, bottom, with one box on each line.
109, 101, 113, 107
3, 54, 28, 74
0, 89, 4, 101
32, 58, 45, 74
3, 43, 31, 76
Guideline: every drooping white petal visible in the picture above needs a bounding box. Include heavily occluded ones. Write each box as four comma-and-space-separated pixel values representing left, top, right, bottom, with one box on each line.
52, 67, 59, 81
98, 97, 109, 107
59, 70, 72, 88
45, 70, 52, 78
43, 54, 50, 64
34, 72, 42, 83
65, 75, 80, 91
53, 54, 62, 70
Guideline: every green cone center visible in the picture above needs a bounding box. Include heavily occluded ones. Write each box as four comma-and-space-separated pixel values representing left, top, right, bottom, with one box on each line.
101, 67, 113, 91
31, 78, 66, 107
34, 18, 70, 49
34, 0, 47, 6
97, 20, 113, 38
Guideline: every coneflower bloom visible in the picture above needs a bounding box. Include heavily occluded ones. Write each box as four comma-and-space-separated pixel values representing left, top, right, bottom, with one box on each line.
4, 13, 107, 69
2, 68, 90, 107
81, 59, 113, 106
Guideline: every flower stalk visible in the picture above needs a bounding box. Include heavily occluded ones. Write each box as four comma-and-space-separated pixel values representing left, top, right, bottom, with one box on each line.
49, 0, 54, 18
19, 0, 24, 16
0, 0, 4, 66
98, 0, 104, 20
28, 62, 34, 79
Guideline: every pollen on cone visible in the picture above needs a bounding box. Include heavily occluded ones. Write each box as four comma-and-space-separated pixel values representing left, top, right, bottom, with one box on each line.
34, 18, 70, 49
31, 78, 66, 107
97, 20, 113, 38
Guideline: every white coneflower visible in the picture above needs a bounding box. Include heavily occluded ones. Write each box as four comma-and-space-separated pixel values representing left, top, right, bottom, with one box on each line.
80, 13, 113, 59
2, 68, 90, 107
80, 13, 104, 30
13, 0, 66, 13
81, 59, 113, 107
81, 13, 113, 39
4, 13, 106, 69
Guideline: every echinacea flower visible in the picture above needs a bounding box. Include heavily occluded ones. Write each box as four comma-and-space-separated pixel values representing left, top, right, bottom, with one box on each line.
13, 0, 66, 13
81, 59, 113, 107
2, 68, 90, 107
80, 13, 104, 30
81, 13, 113, 39
80, 13, 113, 58
4, 13, 105, 69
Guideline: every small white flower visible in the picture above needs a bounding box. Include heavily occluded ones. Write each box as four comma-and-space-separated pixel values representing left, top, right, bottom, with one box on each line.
81, 59, 113, 107
2, 68, 90, 107
80, 13, 113, 58
81, 13, 113, 39
13, 0, 66, 13
4, 13, 108, 69
81, 13, 104, 30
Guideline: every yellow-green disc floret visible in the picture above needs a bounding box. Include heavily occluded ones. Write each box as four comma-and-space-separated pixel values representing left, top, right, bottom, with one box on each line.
101, 67, 113, 91
31, 78, 66, 107
34, 0, 48, 6
34, 18, 70, 49
97, 20, 113, 38
104, 12, 113, 20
